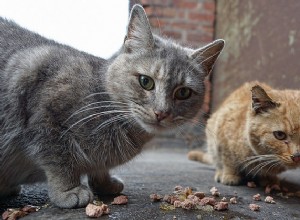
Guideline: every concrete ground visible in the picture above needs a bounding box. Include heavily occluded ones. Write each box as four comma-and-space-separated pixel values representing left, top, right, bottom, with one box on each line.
1, 138, 300, 220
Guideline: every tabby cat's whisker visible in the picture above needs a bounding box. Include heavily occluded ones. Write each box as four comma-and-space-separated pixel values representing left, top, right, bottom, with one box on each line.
265, 161, 282, 174
252, 160, 279, 177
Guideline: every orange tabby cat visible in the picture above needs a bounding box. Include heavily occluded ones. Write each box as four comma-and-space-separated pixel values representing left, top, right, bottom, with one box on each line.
188, 81, 300, 186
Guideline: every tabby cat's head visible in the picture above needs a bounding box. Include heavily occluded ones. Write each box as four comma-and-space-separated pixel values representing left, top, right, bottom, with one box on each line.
248, 85, 300, 170
105, 5, 224, 134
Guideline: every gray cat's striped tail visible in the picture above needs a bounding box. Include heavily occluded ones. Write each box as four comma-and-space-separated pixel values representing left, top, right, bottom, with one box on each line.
187, 150, 213, 165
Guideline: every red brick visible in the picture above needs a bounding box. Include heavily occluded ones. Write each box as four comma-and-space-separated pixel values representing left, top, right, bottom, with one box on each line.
171, 21, 200, 30
187, 33, 213, 43
163, 30, 182, 40
145, 7, 177, 18
173, 0, 199, 9
188, 12, 215, 22
203, 1, 215, 11
140, 0, 171, 6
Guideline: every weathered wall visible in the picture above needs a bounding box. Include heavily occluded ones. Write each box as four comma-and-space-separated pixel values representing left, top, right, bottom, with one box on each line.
212, 0, 300, 110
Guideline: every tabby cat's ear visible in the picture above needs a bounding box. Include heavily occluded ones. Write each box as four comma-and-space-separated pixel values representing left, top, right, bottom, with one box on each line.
251, 85, 280, 114
124, 5, 154, 53
191, 39, 225, 76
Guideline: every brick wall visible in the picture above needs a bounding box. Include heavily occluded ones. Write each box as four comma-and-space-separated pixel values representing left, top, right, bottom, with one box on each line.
129, 0, 217, 147
136, 0, 215, 48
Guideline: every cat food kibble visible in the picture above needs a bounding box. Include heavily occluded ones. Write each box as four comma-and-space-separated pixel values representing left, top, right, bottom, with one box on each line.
214, 201, 229, 211
210, 186, 220, 196
180, 199, 196, 210
150, 193, 163, 202
194, 191, 206, 199
249, 203, 260, 211
174, 185, 183, 191
2, 205, 39, 220
252, 193, 261, 201
229, 197, 237, 204
111, 195, 128, 205
264, 196, 276, 204
199, 197, 216, 206
85, 203, 109, 218
173, 200, 182, 208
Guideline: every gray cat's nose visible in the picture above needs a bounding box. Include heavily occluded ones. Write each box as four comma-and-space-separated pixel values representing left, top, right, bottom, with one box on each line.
154, 110, 170, 122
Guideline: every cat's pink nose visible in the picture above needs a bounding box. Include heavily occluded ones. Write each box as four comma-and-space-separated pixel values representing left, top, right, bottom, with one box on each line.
291, 153, 300, 163
154, 110, 170, 122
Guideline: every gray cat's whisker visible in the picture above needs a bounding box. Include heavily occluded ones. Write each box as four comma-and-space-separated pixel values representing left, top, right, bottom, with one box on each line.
66, 104, 129, 122
91, 114, 133, 135
61, 110, 132, 138
71, 100, 128, 115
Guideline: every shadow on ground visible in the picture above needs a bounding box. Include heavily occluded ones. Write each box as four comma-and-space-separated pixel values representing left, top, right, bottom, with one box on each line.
1, 138, 300, 220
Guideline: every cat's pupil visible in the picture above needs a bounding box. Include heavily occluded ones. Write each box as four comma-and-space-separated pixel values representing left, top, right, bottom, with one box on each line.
139, 75, 154, 91
273, 131, 287, 140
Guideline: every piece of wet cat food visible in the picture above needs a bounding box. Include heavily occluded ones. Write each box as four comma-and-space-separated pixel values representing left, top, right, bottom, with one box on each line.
174, 185, 183, 192
229, 197, 237, 204
2, 205, 39, 220
85, 203, 109, 218
264, 196, 276, 204
249, 203, 260, 211
214, 201, 229, 211
111, 195, 128, 205
194, 191, 206, 199
210, 186, 220, 196
150, 193, 163, 202
252, 193, 261, 201
180, 199, 196, 210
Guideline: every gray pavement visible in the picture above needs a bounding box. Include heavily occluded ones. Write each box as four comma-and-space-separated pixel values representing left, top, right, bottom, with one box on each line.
1, 139, 300, 220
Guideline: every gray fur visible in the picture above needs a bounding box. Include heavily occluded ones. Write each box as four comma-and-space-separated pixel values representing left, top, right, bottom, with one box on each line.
0, 5, 224, 208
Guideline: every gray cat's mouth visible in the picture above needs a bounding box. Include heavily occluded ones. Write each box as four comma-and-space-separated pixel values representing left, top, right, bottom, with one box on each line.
140, 120, 169, 132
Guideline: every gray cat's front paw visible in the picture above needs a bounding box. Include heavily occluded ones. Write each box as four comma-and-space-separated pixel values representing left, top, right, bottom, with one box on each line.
89, 176, 124, 195
49, 184, 93, 208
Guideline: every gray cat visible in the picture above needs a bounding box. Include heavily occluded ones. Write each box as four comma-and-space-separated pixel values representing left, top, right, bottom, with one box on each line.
0, 5, 224, 208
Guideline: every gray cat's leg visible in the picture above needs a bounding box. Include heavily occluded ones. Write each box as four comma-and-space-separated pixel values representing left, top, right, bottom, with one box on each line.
45, 166, 93, 208
0, 185, 21, 197
88, 171, 124, 195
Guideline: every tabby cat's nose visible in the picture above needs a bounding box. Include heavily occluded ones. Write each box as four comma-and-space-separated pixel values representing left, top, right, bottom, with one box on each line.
154, 110, 170, 122
291, 152, 300, 163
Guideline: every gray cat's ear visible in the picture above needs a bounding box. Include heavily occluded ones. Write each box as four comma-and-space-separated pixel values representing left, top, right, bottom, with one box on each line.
191, 39, 225, 76
124, 4, 154, 53
251, 85, 280, 114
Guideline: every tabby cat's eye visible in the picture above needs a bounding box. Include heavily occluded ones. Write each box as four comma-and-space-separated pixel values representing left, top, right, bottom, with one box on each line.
273, 131, 287, 140
139, 75, 154, 91
174, 87, 192, 100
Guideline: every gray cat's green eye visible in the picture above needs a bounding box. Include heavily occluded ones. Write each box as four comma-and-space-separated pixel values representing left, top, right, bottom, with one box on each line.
174, 87, 192, 100
139, 75, 154, 91
273, 131, 287, 140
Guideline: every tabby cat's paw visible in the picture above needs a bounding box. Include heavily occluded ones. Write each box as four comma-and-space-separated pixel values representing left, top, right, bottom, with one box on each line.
221, 174, 241, 186
49, 185, 93, 208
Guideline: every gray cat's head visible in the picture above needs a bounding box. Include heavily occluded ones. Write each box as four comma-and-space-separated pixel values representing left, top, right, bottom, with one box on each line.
105, 5, 224, 134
